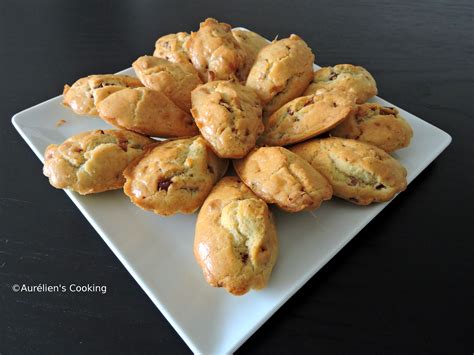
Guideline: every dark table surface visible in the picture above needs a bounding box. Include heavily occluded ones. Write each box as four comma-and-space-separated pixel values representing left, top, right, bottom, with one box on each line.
1, 0, 473, 354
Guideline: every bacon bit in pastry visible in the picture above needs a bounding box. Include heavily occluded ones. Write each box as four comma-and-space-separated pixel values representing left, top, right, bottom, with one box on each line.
303, 97, 315, 107
348, 176, 359, 186
158, 179, 172, 191
328, 71, 338, 81
118, 139, 129, 152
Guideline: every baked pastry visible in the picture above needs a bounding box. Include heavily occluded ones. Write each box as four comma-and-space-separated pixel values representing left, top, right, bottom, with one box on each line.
233, 147, 333, 212
153, 32, 197, 74
232, 29, 269, 80
290, 137, 407, 205
62, 75, 143, 116
259, 90, 355, 146
96, 87, 198, 137
246, 34, 314, 117
191, 80, 263, 158
133, 55, 202, 112
185, 18, 246, 82
43, 129, 154, 195
303, 64, 377, 103
194, 176, 278, 295
330, 103, 413, 152
123, 136, 228, 216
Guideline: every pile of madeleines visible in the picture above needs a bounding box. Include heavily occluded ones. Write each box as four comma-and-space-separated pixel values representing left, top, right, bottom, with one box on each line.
43, 18, 413, 296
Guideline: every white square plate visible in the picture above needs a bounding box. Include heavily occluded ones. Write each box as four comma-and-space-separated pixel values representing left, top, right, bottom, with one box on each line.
12, 29, 451, 354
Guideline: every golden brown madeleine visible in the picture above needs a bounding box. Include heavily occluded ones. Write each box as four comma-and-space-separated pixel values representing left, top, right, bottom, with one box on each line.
87, 75, 144, 106
232, 29, 269, 80
304, 64, 377, 103
62, 75, 143, 116
96, 87, 198, 137
191, 80, 264, 158
43, 130, 154, 195
123, 136, 228, 216
290, 137, 407, 205
153, 32, 197, 74
330, 103, 413, 152
259, 91, 355, 146
185, 18, 246, 82
194, 176, 278, 296
63, 77, 94, 114
246, 34, 315, 117
233, 147, 332, 212
132, 55, 202, 112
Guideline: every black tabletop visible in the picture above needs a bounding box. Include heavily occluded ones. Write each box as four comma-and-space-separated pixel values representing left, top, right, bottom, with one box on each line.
1, 1, 473, 354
